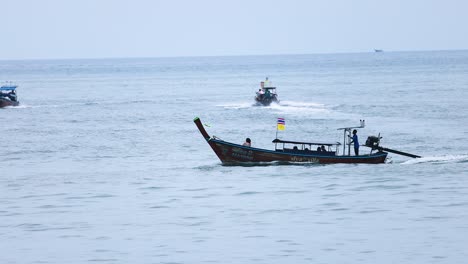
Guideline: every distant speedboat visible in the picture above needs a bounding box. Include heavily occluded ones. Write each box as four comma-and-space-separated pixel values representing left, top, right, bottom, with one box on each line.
0, 83, 19, 108
255, 77, 279, 106
374, 49, 384, 53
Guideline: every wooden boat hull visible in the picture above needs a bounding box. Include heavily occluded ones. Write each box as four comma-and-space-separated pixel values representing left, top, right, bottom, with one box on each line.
194, 117, 387, 164
207, 139, 387, 164
0, 98, 19, 108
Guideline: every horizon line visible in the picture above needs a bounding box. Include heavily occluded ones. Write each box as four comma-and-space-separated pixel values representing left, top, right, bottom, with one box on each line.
1, 48, 467, 62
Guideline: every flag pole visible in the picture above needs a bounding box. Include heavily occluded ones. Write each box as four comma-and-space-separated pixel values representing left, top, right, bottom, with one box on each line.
276, 123, 278, 140
275, 117, 284, 150
275, 121, 278, 150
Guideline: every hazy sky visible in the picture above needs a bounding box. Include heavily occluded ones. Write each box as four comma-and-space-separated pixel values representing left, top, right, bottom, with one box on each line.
2, 0, 468, 60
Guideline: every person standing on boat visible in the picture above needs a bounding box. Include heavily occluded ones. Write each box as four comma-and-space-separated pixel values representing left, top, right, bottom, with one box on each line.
351, 129, 359, 155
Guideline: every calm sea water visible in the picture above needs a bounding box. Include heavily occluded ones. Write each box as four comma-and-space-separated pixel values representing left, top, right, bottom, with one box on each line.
1, 51, 468, 263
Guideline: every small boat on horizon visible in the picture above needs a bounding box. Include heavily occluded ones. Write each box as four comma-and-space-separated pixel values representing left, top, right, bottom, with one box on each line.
374, 49, 384, 53
0, 83, 19, 108
194, 117, 420, 165
255, 77, 279, 106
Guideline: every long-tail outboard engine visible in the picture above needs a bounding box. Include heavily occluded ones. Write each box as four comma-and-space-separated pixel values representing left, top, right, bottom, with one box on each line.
365, 135, 381, 149
364, 134, 421, 158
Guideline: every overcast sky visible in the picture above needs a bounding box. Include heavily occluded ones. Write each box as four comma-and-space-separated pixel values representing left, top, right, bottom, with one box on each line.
2, 0, 468, 60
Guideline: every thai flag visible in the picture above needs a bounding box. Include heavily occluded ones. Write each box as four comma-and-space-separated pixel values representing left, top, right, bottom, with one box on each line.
277, 118, 285, 130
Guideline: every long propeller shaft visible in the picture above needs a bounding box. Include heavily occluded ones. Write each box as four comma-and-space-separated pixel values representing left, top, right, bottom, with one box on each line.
377, 147, 421, 158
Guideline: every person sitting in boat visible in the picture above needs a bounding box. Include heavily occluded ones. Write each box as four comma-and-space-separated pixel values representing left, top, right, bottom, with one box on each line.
321, 145, 326, 152
243, 138, 251, 147
317, 146, 321, 152
257, 89, 264, 99
8, 90, 17, 102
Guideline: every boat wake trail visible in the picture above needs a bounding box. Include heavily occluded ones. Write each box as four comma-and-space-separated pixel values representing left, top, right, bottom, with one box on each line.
20, 102, 100, 109
269, 101, 328, 114
217, 102, 254, 109
218, 100, 362, 120
402, 155, 468, 165
218, 101, 329, 113
2, 104, 30, 109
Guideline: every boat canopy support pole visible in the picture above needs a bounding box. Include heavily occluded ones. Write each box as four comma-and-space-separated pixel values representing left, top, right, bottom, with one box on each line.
343, 129, 347, 156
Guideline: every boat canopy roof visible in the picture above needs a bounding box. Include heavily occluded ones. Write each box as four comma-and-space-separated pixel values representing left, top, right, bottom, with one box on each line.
0, 85, 17, 91
272, 138, 341, 146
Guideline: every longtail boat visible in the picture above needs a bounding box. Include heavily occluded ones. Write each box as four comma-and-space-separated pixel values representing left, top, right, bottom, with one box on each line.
194, 117, 394, 164
0, 83, 19, 108
255, 77, 279, 106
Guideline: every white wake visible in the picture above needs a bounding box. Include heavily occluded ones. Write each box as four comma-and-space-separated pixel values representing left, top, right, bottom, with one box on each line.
402, 155, 468, 165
